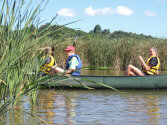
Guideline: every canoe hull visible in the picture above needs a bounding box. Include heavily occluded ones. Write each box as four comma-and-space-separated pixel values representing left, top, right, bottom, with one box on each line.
40, 74, 167, 89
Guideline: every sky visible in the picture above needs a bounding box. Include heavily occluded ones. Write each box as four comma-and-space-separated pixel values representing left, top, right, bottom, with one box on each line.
39, 0, 167, 38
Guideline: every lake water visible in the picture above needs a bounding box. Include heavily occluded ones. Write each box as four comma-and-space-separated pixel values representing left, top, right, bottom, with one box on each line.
1, 70, 167, 125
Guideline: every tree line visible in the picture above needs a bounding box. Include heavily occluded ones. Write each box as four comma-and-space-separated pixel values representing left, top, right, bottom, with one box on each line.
17, 23, 156, 41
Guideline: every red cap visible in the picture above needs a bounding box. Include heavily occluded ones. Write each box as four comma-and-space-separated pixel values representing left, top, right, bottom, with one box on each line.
64, 46, 75, 52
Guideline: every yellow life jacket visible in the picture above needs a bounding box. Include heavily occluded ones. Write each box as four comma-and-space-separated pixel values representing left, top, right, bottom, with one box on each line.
40, 55, 55, 73
143, 56, 160, 75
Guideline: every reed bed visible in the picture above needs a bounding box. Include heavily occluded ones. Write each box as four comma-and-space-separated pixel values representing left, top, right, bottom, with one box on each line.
54, 35, 167, 71
83, 37, 167, 70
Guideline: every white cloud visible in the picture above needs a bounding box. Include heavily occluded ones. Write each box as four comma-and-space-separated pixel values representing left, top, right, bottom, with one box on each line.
144, 10, 157, 17
85, 7, 96, 16
116, 6, 134, 16
85, 6, 134, 16
58, 8, 75, 17
85, 6, 115, 16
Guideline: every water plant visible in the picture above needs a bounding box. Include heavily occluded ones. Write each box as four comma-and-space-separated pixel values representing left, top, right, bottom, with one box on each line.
0, 0, 61, 117
54, 35, 167, 70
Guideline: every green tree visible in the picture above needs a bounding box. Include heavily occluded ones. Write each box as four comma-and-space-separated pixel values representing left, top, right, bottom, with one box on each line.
94, 24, 102, 34
89, 30, 94, 34
102, 29, 110, 35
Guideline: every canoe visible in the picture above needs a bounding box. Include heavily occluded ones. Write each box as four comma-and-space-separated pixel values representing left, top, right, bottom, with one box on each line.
39, 74, 167, 89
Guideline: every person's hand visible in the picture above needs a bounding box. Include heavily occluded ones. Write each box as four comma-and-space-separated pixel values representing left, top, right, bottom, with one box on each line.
156, 70, 159, 75
137, 55, 143, 61
41, 46, 49, 52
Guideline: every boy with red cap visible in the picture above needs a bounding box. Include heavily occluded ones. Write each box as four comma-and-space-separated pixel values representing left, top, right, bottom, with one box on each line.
64, 46, 82, 75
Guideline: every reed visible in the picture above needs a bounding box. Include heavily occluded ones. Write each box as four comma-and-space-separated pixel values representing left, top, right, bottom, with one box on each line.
54, 35, 167, 70
0, 0, 63, 117
82, 36, 167, 70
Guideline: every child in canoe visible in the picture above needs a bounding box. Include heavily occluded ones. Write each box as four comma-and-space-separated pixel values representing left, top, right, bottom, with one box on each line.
126, 47, 160, 76
40, 46, 64, 75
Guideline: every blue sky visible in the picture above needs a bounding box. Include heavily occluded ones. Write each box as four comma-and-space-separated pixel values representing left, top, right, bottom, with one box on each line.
40, 0, 167, 38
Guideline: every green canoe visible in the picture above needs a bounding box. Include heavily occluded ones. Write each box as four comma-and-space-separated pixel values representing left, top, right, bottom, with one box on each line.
39, 74, 167, 89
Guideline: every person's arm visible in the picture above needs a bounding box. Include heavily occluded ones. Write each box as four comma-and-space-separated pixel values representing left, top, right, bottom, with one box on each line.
138, 56, 151, 71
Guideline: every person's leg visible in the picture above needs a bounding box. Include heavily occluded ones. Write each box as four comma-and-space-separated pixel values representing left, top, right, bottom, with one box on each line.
126, 64, 144, 76
51, 66, 65, 75
55, 67, 64, 73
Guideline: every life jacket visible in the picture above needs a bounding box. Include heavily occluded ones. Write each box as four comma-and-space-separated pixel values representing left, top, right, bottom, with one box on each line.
40, 55, 55, 73
143, 56, 160, 75
66, 54, 82, 75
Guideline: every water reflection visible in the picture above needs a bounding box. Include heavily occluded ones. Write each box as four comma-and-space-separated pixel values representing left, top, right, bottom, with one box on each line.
125, 91, 160, 124
0, 100, 33, 125
1, 89, 167, 125
33, 89, 167, 125
36, 90, 76, 125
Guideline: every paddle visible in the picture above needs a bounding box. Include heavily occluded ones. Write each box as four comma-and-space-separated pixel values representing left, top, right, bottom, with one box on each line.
72, 34, 78, 47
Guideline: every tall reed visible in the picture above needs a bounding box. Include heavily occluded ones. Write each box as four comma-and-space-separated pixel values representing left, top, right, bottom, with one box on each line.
82, 36, 167, 70
0, 0, 62, 116
54, 34, 167, 70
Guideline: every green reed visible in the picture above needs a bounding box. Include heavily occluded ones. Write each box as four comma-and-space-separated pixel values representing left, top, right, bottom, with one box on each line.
54, 34, 167, 71
82, 36, 167, 70
0, 0, 63, 117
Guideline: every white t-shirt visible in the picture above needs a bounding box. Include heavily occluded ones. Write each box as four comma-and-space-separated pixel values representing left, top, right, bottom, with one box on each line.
69, 57, 79, 70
